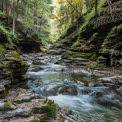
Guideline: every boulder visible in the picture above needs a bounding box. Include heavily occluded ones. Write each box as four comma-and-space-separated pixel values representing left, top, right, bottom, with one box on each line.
59, 85, 77, 95
0, 85, 5, 92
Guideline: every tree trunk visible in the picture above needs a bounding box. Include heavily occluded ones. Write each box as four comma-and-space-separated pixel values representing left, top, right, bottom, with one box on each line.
95, 0, 98, 16
12, 0, 16, 34
2, 0, 4, 12
5, 1, 10, 24
34, 0, 37, 25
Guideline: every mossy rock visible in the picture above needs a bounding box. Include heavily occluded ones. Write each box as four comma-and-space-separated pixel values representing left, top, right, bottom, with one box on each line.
90, 53, 98, 61
99, 49, 113, 55
0, 101, 16, 111
3, 43, 14, 50
0, 25, 12, 44
40, 46, 47, 52
32, 100, 57, 119
0, 89, 9, 99
97, 56, 107, 64
31, 120, 40, 122
0, 45, 5, 51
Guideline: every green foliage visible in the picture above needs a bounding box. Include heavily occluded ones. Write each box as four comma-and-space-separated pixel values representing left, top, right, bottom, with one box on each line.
0, 25, 13, 44
79, 0, 106, 33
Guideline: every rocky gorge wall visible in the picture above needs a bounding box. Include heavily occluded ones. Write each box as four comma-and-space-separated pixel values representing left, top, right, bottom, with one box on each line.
56, 0, 122, 69
0, 26, 28, 90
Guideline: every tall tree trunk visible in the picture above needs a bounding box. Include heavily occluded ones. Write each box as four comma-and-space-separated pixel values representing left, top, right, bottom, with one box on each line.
16, 0, 20, 19
2, 0, 4, 12
5, 1, 9, 24
12, 0, 16, 34
95, 0, 98, 16
34, 0, 37, 25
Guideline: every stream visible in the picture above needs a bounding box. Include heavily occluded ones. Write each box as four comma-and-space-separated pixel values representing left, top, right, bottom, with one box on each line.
26, 52, 122, 122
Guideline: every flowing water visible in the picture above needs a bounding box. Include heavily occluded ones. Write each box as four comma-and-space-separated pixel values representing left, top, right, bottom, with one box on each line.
27, 54, 122, 122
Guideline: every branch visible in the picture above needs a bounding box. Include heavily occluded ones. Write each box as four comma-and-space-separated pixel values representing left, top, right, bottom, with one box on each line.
65, 0, 82, 16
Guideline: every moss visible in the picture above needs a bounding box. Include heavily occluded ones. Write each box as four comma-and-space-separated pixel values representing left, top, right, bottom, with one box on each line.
40, 46, 47, 52
31, 120, 40, 122
15, 99, 31, 104
97, 56, 107, 64
99, 49, 112, 54
0, 25, 13, 45
89, 64, 98, 70
32, 100, 57, 119
71, 40, 80, 48
0, 89, 9, 99
89, 53, 98, 61
0, 51, 5, 63
0, 45, 5, 51
43, 100, 56, 118
0, 102, 12, 111
5, 51, 22, 62
102, 24, 122, 49
3, 43, 14, 50
113, 24, 122, 35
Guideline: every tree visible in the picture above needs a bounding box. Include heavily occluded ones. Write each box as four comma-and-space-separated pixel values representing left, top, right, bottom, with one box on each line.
12, 0, 16, 34
95, 0, 98, 16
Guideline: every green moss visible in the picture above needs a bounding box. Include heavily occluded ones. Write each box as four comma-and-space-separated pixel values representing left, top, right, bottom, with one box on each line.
32, 100, 57, 119
0, 51, 4, 63
3, 43, 14, 50
102, 24, 122, 49
31, 120, 40, 122
0, 45, 5, 51
71, 40, 80, 48
15, 99, 31, 104
40, 46, 47, 52
5, 51, 22, 62
97, 56, 107, 64
43, 100, 56, 118
113, 24, 122, 35
0, 25, 13, 45
89, 53, 98, 61
0, 102, 12, 111
99, 49, 112, 54
0, 89, 9, 99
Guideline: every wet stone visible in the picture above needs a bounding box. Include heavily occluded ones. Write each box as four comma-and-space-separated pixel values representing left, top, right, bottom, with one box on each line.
0, 85, 5, 92
59, 85, 77, 95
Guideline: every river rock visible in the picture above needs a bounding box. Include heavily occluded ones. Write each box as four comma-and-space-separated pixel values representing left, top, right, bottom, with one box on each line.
116, 87, 122, 94
96, 97, 122, 109
98, 76, 122, 84
0, 101, 16, 111
0, 79, 11, 86
0, 88, 58, 122
0, 85, 5, 92
59, 85, 77, 95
